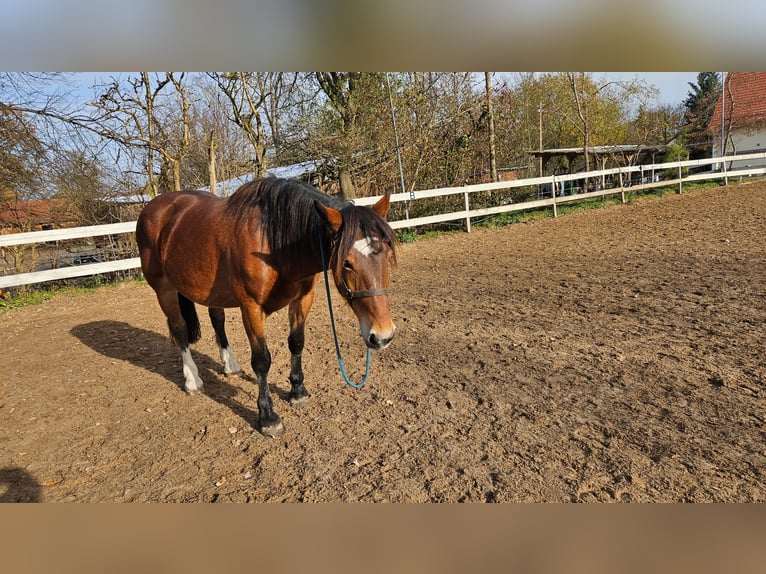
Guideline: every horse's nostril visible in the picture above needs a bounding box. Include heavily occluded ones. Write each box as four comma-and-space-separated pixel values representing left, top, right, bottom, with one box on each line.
368, 331, 394, 349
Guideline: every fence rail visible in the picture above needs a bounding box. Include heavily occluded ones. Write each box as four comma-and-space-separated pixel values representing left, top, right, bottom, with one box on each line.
2, 151, 765, 290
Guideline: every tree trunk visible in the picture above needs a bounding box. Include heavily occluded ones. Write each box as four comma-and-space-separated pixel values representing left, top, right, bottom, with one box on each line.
208, 130, 217, 195
485, 72, 498, 182
142, 73, 159, 197
315, 73, 362, 197
339, 168, 355, 199
173, 159, 181, 191
568, 73, 590, 191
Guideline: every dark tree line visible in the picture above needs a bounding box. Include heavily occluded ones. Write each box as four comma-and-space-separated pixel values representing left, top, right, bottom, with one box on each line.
681, 72, 722, 159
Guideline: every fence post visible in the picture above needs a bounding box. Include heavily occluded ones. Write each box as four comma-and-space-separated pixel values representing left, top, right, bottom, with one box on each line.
552, 176, 558, 218
464, 190, 471, 233
619, 170, 625, 204
723, 159, 729, 186
677, 164, 683, 194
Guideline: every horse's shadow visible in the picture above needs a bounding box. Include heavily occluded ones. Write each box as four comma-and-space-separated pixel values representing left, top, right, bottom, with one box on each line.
0, 467, 42, 503
70, 320, 291, 430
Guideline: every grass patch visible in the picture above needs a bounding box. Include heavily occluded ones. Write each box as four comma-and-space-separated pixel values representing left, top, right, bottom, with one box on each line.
644, 185, 677, 198
395, 227, 458, 244
0, 289, 56, 310
475, 208, 552, 228
684, 180, 724, 191
396, 229, 420, 243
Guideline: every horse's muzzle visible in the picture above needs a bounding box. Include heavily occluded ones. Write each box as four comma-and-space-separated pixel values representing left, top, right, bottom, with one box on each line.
366, 328, 395, 350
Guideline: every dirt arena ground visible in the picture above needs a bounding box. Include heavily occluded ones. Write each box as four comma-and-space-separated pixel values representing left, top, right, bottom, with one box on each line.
1, 182, 764, 502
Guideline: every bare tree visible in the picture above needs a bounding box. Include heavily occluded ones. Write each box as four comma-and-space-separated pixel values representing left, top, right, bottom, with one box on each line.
566, 72, 596, 175
207, 72, 269, 179
162, 73, 192, 191
178, 76, 255, 193
100, 73, 191, 194
314, 72, 364, 198
27, 72, 196, 196
561, 73, 655, 185
0, 73, 75, 199
0, 106, 45, 199
256, 72, 301, 165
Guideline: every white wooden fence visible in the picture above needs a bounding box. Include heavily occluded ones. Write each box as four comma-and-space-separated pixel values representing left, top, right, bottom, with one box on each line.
2, 151, 765, 290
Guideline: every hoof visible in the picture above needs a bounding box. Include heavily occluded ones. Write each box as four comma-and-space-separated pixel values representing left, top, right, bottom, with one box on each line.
289, 394, 310, 407
184, 373, 205, 394
260, 419, 284, 437
185, 386, 204, 395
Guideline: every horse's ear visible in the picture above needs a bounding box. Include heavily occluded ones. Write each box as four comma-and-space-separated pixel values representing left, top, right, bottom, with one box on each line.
372, 192, 391, 219
314, 201, 343, 233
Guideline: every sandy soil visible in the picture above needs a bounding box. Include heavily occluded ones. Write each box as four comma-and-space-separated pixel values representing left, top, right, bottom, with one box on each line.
1, 182, 764, 502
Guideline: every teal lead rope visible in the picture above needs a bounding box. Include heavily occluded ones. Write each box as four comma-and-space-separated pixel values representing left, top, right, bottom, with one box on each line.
319, 235, 371, 389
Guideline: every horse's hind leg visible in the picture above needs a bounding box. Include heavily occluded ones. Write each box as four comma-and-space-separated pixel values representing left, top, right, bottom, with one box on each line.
208, 308, 241, 375
155, 284, 204, 394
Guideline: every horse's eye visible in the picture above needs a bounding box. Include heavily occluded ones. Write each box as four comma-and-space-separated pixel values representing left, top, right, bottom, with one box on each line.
343, 261, 354, 271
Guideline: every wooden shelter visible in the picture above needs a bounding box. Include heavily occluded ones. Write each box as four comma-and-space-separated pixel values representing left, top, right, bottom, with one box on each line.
529, 144, 669, 177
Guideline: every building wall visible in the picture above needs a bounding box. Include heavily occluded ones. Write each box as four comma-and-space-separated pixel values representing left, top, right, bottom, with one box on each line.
712, 127, 766, 170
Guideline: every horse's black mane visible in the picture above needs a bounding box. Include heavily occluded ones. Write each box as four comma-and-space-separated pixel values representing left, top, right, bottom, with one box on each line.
225, 177, 397, 274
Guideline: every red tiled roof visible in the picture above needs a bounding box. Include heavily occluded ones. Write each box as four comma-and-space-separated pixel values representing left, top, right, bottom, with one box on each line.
708, 72, 766, 134
0, 199, 77, 231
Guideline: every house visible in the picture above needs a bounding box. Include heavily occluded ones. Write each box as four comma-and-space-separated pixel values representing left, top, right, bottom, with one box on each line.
0, 199, 79, 234
708, 72, 766, 169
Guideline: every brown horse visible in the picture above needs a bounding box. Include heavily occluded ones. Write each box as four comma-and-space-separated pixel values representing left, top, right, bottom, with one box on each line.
135, 177, 397, 436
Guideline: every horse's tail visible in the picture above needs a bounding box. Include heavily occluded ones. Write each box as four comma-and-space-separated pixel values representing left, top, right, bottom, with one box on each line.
178, 293, 202, 345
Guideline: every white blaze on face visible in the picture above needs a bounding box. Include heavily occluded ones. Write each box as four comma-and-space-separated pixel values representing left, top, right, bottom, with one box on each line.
353, 237, 375, 257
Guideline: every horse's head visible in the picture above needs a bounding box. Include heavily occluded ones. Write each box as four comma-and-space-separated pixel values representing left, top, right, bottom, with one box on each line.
316, 194, 397, 351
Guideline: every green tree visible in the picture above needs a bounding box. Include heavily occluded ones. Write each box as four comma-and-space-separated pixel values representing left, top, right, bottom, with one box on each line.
628, 103, 684, 147
682, 72, 721, 159
495, 73, 654, 178
564, 73, 654, 175
405, 73, 485, 188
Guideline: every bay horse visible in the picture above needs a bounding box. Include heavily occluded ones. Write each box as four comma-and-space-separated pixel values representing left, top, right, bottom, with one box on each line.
135, 177, 397, 436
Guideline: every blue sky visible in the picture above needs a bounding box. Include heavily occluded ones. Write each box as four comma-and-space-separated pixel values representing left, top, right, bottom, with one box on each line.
72, 72, 703, 108
608, 72, 701, 106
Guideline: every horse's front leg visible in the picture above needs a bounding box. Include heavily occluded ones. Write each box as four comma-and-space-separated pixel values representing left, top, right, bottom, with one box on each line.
241, 302, 283, 436
287, 283, 316, 406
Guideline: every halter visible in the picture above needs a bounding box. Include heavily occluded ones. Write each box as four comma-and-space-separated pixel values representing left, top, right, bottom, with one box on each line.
339, 274, 389, 302
324, 234, 389, 302
318, 232, 389, 389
